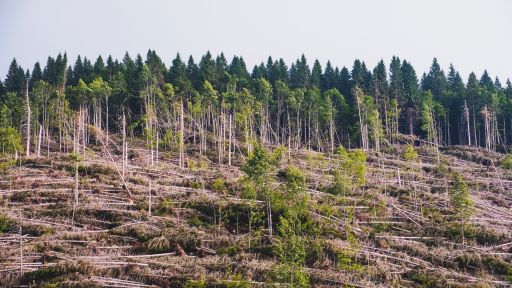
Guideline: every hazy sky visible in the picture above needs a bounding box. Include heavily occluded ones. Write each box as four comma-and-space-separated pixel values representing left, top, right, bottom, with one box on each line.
1, 0, 511, 82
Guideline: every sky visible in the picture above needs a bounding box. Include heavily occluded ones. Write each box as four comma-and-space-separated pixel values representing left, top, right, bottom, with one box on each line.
1, 0, 511, 83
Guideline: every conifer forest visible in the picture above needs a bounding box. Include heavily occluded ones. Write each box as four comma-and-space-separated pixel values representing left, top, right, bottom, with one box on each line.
1, 51, 512, 287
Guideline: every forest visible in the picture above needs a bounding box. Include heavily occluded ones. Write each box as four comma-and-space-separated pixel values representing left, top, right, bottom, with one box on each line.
1, 51, 512, 287
1, 50, 512, 159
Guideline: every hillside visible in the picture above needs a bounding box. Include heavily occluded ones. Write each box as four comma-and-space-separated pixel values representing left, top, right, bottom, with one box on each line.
1, 139, 512, 287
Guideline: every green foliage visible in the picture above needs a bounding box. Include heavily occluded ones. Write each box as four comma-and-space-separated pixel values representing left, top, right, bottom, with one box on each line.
420, 90, 444, 145
449, 172, 473, 221
156, 197, 174, 215
22, 261, 94, 285
402, 144, 418, 161
210, 178, 228, 194
221, 273, 250, 288
274, 216, 307, 265
405, 270, 450, 287
144, 236, 171, 253
0, 214, 14, 234
89, 77, 111, 97
183, 279, 206, 288
282, 165, 306, 194
502, 154, 512, 169
189, 181, 202, 189
0, 126, 22, 155
270, 263, 310, 288
0, 158, 16, 170
241, 142, 281, 184
332, 146, 366, 195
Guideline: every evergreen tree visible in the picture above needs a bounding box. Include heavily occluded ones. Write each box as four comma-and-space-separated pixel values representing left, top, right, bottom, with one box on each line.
479, 70, 494, 92
310, 59, 322, 89
422, 58, 447, 101
4, 58, 26, 93
449, 172, 474, 245
70, 55, 83, 86
82, 57, 94, 84
445, 64, 466, 144
389, 56, 403, 103
322, 61, 336, 91
229, 55, 249, 80
105, 55, 116, 80
145, 50, 167, 85
94, 56, 106, 80
167, 53, 187, 86
30, 62, 43, 89
251, 62, 267, 79
401, 60, 420, 135
186, 55, 200, 89
199, 51, 216, 87
337, 67, 352, 104
289, 54, 310, 89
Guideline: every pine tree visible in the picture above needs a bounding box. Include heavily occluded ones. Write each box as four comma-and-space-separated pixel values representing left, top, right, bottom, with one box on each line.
449, 172, 473, 245
401, 60, 419, 135
311, 59, 322, 89
322, 61, 336, 91
4, 58, 25, 93
30, 62, 43, 89
422, 58, 447, 101
94, 56, 106, 80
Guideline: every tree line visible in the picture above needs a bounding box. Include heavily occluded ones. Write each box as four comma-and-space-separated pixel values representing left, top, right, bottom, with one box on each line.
1, 50, 512, 160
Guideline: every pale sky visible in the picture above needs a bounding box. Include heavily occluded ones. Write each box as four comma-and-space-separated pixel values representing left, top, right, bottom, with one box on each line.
1, 0, 511, 82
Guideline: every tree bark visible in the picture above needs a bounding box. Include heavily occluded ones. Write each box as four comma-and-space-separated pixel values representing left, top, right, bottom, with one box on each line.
25, 82, 31, 157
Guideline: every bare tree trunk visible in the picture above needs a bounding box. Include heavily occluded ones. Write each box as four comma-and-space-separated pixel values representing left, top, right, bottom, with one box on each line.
472, 104, 477, 147
287, 110, 291, 158
25, 82, 31, 157
330, 117, 334, 154
267, 196, 273, 239
105, 95, 109, 146
228, 113, 232, 166
464, 101, 471, 146
156, 130, 159, 166
356, 92, 368, 150
37, 124, 42, 158
122, 109, 126, 180
179, 97, 185, 168
148, 180, 152, 217
482, 105, 491, 151
218, 107, 223, 164
19, 210, 23, 275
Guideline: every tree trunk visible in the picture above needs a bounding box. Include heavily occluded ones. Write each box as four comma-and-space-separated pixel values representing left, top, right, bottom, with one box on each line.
122, 109, 126, 180
179, 97, 185, 168
464, 101, 471, 146
148, 180, 152, 217
228, 112, 232, 166
37, 124, 42, 158
25, 82, 31, 157
105, 95, 109, 146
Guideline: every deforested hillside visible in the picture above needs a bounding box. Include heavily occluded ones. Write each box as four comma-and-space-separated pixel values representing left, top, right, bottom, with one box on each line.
1, 51, 512, 287
1, 138, 512, 287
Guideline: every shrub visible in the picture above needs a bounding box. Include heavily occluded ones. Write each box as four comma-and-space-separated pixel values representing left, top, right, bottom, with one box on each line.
0, 126, 23, 156
189, 181, 202, 189
502, 154, 512, 169
156, 198, 174, 215
332, 146, 366, 195
270, 263, 309, 288
0, 214, 14, 234
403, 144, 418, 161
22, 261, 94, 284
222, 273, 250, 288
183, 279, 206, 288
210, 178, 228, 194
145, 236, 171, 253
